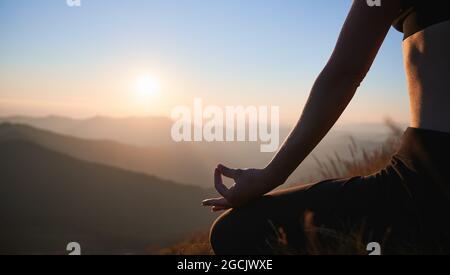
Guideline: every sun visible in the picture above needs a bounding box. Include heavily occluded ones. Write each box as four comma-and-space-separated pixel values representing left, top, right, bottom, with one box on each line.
135, 75, 159, 100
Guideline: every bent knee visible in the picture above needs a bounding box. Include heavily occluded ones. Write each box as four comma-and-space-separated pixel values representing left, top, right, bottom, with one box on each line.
209, 210, 239, 255
209, 207, 276, 255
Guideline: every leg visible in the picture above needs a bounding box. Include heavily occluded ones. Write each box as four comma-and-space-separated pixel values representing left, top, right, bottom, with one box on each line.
210, 184, 311, 255
210, 176, 392, 255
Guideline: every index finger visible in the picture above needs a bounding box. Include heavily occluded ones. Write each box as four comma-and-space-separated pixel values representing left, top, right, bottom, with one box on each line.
214, 168, 230, 198
202, 197, 231, 208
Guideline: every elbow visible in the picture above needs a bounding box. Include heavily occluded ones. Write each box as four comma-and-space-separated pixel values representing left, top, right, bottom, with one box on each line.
322, 63, 369, 89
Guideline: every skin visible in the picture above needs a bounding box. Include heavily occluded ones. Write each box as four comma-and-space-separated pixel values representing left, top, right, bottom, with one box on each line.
404, 21, 450, 132
203, 0, 450, 211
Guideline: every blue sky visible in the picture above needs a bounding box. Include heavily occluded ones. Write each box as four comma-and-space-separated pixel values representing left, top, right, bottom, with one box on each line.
0, 0, 409, 125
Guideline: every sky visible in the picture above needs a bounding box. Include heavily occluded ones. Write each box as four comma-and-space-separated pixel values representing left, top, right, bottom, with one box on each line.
0, 0, 409, 126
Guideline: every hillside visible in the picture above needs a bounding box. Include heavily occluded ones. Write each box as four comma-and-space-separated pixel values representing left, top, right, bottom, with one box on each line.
0, 140, 216, 254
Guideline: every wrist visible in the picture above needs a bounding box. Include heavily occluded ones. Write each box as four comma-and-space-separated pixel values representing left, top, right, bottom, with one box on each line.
262, 163, 286, 188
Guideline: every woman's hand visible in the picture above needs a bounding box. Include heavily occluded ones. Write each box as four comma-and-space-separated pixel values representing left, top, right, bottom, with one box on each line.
202, 164, 278, 212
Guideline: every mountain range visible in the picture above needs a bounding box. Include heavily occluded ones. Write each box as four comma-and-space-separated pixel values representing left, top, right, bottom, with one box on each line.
0, 116, 399, 186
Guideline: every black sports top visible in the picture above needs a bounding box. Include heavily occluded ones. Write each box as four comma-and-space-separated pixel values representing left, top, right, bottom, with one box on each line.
393, 0, 450, 40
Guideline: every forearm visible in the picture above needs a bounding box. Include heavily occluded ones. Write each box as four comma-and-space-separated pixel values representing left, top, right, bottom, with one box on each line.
265, 68, 363, 186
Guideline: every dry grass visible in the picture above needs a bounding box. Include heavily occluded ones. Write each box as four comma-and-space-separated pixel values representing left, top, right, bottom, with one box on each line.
313, 120, 402, 179
158, 232, 213, 255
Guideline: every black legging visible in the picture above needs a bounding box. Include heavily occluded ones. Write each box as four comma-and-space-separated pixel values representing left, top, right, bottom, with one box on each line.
210, 128, 450, 255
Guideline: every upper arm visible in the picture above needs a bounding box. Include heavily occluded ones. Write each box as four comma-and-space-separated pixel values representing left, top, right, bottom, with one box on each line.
325, 0, 402, 80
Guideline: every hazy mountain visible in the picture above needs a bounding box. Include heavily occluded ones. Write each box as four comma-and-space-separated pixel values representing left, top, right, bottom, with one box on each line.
0, 115, 396, 147
0, 140, 216, 255
0, 120, 399, 186
0, 123, 211, 186
0, 115, 174, 147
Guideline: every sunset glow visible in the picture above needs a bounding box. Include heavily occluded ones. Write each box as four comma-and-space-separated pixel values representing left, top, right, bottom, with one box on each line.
135, 75, 159, 101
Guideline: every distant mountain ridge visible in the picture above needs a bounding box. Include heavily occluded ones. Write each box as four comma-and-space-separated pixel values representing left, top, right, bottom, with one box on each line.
0, 139, 215, 254
0, 123, 211, 186
0, 115, 401, 185
0, 115, 398, 147
0, 115, 174, 147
